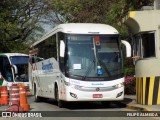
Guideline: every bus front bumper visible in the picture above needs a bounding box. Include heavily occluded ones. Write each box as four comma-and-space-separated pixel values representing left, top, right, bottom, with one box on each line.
61, 86, 124, 101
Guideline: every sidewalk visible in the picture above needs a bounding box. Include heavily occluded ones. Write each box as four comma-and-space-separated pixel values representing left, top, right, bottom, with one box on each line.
120, 95, 160, 111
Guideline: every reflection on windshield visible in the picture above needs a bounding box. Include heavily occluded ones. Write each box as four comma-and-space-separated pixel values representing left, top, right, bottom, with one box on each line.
66, 34, 123, 80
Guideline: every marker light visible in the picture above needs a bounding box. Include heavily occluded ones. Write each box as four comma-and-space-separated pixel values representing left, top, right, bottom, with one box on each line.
94, 36, 100, 46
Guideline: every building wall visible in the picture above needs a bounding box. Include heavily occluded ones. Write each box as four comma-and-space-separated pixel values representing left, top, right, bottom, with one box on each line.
124, 10, 160, 77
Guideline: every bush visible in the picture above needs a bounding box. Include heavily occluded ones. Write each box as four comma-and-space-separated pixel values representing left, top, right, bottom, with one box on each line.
123, 57, 136, 95
124, 67, 134, 76
124, 76, 136, 95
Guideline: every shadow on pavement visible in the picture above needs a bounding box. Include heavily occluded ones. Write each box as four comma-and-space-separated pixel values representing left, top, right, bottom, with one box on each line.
44, 99, 126, 110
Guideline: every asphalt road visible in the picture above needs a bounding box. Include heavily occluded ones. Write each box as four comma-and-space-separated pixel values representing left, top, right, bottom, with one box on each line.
0, 96, 159, 120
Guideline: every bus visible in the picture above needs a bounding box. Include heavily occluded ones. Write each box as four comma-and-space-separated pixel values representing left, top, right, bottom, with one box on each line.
28, 23, 131, 107
0, 53, 29, 91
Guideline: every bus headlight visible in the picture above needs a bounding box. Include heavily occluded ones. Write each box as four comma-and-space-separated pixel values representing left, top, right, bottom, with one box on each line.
74, 85, 82, 90
70, 84, 82, 90
112, 82, 124, 88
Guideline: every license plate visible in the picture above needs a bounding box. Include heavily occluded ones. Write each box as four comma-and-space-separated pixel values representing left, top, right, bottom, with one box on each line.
93, 94, 103, 98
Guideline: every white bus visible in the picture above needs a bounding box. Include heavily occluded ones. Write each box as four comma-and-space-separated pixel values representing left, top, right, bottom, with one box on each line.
0, 53, 29, 90
29, 23, 131, 107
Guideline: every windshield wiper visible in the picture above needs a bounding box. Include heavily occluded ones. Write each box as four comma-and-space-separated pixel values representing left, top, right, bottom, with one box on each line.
82, 60, 95, 80
97, 57, 111, 76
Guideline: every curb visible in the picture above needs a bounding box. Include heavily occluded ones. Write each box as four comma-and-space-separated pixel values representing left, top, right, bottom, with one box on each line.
126, 103, 150, 111
117, 101, 151, 111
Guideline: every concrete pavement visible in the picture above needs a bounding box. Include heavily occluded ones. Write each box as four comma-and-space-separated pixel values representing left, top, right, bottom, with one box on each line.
0, 95, 160, 112
119, 95, 160, 111
0, 95, 159, 120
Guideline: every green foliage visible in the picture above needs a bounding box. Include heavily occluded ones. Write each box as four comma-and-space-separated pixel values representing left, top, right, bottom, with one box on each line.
0, 0, 154, 53
47, 0, 154, 38
48, 0, 112, 23
124, 67, 134, 76
123, 56, 135, 76
0, 0, 47, 53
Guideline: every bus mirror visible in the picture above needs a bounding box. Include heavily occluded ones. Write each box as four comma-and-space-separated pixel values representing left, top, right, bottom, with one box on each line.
121, 40, 131, 57
60, 40, 65, 57
11, 64, 18, 75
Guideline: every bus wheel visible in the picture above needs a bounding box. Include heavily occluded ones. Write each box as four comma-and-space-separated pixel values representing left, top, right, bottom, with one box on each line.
55, 86, 64, 108
34, 84, 40, 102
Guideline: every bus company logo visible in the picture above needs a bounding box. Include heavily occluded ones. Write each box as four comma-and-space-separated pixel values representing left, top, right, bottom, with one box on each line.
42, 60, 53, 73
96, 87, 100, 91
70, 80, 80, 85
91, 83, 104, 86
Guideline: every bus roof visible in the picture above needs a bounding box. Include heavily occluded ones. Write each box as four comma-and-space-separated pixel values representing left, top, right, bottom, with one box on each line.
0, 53, 28, 57
32, 23, 119, 47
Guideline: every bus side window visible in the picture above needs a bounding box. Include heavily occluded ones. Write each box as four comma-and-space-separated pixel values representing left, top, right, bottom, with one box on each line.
35, 35, 57, 60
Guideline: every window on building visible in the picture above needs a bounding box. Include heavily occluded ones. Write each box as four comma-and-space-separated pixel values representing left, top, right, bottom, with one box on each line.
133, 35, 141, 58
133, 31, 156, 59
141, 32, 155, 58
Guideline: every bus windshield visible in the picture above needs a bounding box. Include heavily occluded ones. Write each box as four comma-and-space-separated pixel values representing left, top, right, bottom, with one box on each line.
66, 34, 123, 80
10, 56, 29, 82
10, 56, 28, 65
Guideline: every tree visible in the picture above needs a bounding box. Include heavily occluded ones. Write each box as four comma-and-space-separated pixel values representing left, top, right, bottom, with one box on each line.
0, 0, 48, 53
0, 0, 154, 53
46, 0, 115, 24
46, 0, 154, 38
